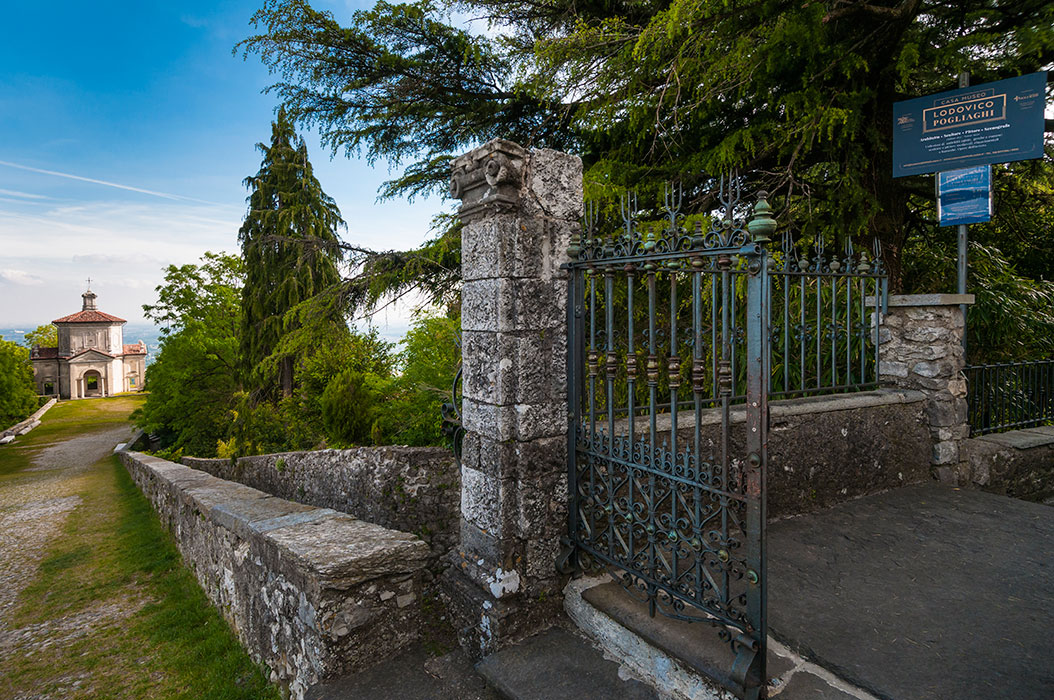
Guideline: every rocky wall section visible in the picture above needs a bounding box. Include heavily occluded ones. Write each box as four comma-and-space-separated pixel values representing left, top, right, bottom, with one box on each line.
0, 398, 57, 442
876, 294, 972, 480
959, 427, 1054, 503
182, 446, 458, 558
120, 450, 430, 699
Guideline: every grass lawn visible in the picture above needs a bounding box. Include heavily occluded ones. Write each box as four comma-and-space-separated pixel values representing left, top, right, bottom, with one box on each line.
0, 396, 281, 700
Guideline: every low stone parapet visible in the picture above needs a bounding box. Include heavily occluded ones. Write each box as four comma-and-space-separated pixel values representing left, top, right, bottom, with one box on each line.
119, 450, 431, 699
1, 397, 57, 441
959, 426, 1054, 502
182, 446, 459, 558
624, 388, 932, 518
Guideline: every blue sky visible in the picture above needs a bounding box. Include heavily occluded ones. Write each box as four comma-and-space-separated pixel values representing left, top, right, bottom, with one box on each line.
0, 1, 440, 331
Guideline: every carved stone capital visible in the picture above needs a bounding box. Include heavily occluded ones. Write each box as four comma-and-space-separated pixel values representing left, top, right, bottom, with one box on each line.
450, 139, 529, 221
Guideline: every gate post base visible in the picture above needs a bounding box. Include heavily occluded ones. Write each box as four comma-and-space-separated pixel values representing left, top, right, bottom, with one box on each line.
439, 563, 566, 659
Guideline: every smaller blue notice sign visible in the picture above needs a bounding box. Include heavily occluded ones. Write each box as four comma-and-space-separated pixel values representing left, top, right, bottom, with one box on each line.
938, 166, 991, 227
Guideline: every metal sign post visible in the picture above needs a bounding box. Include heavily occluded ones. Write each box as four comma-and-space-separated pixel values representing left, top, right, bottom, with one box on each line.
957, 72, 969, 356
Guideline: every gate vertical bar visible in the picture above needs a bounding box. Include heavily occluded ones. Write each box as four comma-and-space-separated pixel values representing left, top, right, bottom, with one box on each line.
744, 193, 775, 698
564, 261, 585, 572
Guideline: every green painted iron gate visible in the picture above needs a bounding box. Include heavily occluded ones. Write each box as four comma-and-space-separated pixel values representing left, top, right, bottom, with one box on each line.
563, 186, 775, 699
560, 182, 888, 699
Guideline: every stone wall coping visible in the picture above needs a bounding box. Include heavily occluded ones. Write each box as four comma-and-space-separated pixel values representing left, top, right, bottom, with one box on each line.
124, 450, 430, 585
639, 388, 927, 432
974, 425, 1054, 451
1, 397, 58, 440
179, 444, 461, 559
865, 293, 975, 308
181, 444, 452, 467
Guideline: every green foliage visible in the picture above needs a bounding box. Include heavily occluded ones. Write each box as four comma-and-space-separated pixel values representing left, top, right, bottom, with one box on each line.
902, 151, 1054, 363
23, 324, 57, 349
239, 107, 346, 399
239, 0, 577, 203
222, 393, 294, 456
0, 336, 39, 429
905, 239, 1054, 364
320, 369, 382, 446
135, 253, 244, 457
242, 0, 1054, 364
134, 115, 461, 456
341, 215, 463, 316
371, 313, 460, 446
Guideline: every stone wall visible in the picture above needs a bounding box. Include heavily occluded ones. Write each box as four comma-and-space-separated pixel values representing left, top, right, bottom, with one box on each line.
876, 294, 972, 481
182, 447, 459, 559
120, 450, 430, 699
0, 397, 57, 442
960, 427, 1054, 503
763, 390, 931, 517
654, 389, 932, 518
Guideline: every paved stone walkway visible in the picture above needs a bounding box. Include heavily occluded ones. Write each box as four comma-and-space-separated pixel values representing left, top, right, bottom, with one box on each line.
768, 483, 1054, 700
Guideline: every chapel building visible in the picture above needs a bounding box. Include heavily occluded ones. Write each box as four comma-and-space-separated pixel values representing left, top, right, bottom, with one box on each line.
30, 288, 147, 399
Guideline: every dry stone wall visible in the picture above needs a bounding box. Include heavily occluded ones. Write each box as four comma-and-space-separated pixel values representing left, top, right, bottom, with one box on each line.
877, 294, 972, 481
120, 450, 430, 699
182, 446, 458, 559
650, 390, 932, 518
0, 398, 57, 442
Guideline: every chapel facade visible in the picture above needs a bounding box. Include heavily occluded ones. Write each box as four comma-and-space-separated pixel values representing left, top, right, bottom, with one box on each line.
30, 288, 147, 399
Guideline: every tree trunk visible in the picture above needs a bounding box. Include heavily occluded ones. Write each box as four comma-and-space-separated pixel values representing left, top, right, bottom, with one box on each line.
281, 356, 294, 399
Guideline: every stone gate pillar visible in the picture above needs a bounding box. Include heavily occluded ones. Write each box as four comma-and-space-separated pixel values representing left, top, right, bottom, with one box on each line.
444, 139, 581, 655
877, 294, 974, 482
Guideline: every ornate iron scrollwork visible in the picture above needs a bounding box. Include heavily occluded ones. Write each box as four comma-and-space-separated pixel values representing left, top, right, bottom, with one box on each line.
440, 335, 464, 465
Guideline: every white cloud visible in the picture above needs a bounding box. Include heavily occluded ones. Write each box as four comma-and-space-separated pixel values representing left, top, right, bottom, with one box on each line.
0, 268, 45, 286
0, 188, 48, 200
0, 160, 223, 205
0, 198, 242, 324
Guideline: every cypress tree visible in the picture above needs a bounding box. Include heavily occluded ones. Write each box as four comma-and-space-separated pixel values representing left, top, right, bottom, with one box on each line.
239, 108, 345, 398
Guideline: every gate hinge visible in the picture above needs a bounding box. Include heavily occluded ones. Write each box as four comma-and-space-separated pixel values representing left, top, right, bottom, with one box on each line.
555, 537, 577, 575
731, 632, 763, 697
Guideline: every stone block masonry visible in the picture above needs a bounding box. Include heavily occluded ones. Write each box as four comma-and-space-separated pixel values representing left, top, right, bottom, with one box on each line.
182, 446, 459, 559
120, 451, 430, 700
444, 139, 581, 656
960, 426, 1054, 502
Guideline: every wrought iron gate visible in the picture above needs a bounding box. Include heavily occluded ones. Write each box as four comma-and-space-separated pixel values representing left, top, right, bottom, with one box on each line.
563, 185, 775, 699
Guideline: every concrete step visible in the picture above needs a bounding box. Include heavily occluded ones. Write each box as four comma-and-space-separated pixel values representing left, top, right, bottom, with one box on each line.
475, 626, 660, 700
565, 576, 877, 700
306, 645, 498, 700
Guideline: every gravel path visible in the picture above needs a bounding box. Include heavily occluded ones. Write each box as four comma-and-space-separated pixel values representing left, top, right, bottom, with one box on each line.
0, 420, 140, 698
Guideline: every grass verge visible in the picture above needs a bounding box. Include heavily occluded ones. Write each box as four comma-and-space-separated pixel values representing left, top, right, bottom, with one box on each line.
0, 397, 281, 700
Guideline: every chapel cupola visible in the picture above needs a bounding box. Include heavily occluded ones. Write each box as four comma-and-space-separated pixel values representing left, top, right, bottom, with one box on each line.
82, 287, 97, 311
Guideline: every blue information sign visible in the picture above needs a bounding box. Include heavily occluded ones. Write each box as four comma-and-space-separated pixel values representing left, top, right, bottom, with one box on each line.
938, 166, 991, 227
893, 72, 1047, 177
